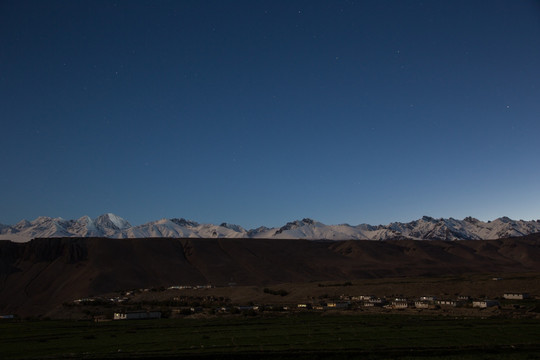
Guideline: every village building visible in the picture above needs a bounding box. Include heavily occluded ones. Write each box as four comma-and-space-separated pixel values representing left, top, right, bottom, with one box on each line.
368, 298, 386, 306
73, 298, 96, 304
419, 296, 436, 301
363, 298, 386, 307
472, 300, 499, 308
326, 301, 350, 309
109, 296, 128, 303
350, 295, 376, 301
195, 285, 214, 289
391, 301, 408, 309
113, 311, 161, 320
414, 301, 430, 309
436, 300, 461, 307
168, 285, 192, 290
503, 293, 530, 300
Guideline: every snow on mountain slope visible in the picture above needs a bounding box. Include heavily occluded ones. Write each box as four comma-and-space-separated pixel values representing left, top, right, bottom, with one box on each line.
122, 218, 196, 238
0, 214, 539, 242
220, 223, 246, 233
189, 223, 247, 238
64, 216, 100, 237
0, 213, 131, 241
3, 217, 73, 240
94, 213, 131, 232
387, 216, 478, 241
253, 219, 364, 240
385, 216, 540, 241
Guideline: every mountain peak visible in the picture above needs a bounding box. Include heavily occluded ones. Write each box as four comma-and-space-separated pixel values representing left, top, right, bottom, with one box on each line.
274, 218, 319, 235
15, 219, 31, 229
170, 218, 199, 227
95, 213, 131, 230
77, 215, 92, 223
219, 223, 245, 232
464, 216, 480, 223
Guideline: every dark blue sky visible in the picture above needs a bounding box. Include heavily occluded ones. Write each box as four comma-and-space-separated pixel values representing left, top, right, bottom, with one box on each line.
1, 0, 539, 228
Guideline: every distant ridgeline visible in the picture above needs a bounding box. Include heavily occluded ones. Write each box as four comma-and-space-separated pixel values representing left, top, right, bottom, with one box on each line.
1, 213, 540, 242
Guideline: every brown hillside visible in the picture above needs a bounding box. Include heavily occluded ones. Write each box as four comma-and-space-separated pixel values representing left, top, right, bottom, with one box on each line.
1, 234, 540, 316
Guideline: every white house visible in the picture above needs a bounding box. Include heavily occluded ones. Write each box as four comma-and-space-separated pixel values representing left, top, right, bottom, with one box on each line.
503, 293, 530, 300
367, 298, 386, 306
113, 311, 161, 320
391, 301, 408, 309
414, 301, 430, 309
472, 300, 499, 308
436, 300, 460, 307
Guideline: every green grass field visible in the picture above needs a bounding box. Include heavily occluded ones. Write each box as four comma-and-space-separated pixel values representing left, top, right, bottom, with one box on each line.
1, 314, 540, 359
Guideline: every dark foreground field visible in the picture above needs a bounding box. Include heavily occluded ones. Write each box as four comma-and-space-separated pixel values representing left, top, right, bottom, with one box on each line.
2, 314, 540, 360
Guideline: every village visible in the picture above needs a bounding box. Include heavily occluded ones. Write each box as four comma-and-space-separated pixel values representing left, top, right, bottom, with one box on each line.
65, 282, 539, 322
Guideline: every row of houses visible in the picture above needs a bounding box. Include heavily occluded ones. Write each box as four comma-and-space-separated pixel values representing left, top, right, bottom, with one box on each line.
336, 292, 532, 310
106, 292, 533, 321
73, 296, 129, 304
295, 298, 502, 310
407, 299, 501, 309
387, 295, 532, 310
93, 291, 534, 321
167, 285, 214, 290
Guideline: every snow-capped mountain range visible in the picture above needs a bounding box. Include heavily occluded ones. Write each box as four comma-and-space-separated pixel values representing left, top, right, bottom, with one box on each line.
1, 213, 539, 243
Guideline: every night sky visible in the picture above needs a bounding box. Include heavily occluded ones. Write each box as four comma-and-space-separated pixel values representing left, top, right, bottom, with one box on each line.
1, 0, 540, 228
